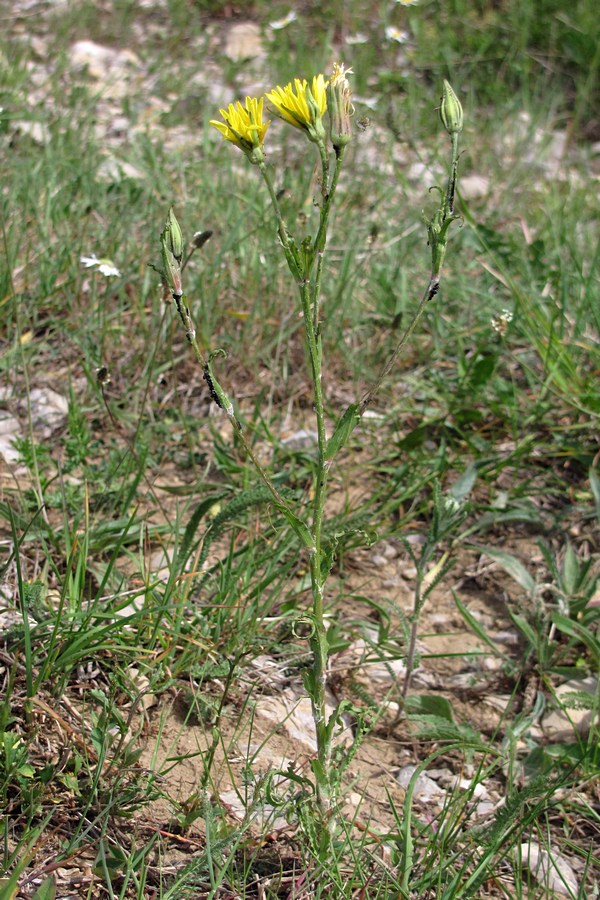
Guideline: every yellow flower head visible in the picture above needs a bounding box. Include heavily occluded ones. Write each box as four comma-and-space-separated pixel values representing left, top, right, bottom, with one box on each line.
265, 74, 328, 142
210, 96, 270, 162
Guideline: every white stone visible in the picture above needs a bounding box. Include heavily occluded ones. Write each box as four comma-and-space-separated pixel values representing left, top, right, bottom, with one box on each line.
280, 429, 318, 450
0, 415, 23, 463
396, 765, 444, 803
255, 689, 350, 754
224, 23, 265, 61
14, 120, 50, 144
97, 156, 145, 182
70, 40, 141, 80
517, 842, 579, 897
26, 388, 68, 437
459, 175, 490, 200
542, 676, 598, 740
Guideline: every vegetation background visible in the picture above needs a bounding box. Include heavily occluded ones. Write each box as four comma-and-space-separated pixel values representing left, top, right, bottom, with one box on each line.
0, 0, 598, 897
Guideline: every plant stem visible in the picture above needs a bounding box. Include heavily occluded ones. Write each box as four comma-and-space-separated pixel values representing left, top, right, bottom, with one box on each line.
359, 275, 440, 417
171, 293, 293, 517
312, 145, 344, 331
259, 143, 346, 824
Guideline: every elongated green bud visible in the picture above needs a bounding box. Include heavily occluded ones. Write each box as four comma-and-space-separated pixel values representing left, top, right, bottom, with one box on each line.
160, 209, 183, 297
165, 207, 183, 262
439, 80, 463, 136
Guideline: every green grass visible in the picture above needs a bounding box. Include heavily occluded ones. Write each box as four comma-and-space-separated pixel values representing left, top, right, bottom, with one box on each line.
1, 0, 599, 896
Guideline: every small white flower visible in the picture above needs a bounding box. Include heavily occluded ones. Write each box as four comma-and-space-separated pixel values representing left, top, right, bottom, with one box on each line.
269, 10, 297, 29
491, 309, 513, 335
80, 254, 121, 278
444, 497, 462, 515
394, 0, 419, 5
385, 26, 409, 43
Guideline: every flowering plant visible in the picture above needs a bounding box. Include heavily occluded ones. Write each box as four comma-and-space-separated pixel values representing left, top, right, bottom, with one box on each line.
159, 65, 464, 846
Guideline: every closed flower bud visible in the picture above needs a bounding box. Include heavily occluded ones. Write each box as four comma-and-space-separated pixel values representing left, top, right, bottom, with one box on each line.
161, 211, 183, 298
328, 62, 353, 151
165, 207, 184, 262
439, 80, 463, 136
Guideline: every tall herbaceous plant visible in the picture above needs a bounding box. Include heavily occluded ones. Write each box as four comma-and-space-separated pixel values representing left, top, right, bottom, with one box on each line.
158, 68, 463, 843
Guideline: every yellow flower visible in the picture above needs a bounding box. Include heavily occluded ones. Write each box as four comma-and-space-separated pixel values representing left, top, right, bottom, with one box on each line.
265, 74, 328, 142
210, 96, 270, 162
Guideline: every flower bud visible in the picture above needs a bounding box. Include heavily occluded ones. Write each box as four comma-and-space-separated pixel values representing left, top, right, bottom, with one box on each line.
328, 62, 353, 151
165, 207, 183, 262
161, 212, 183, 298
439, 80, 463, 136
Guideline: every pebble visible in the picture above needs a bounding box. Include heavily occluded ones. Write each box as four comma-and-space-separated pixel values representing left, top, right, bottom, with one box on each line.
396, 765, 444, 803
0, 414, 23, 463
516, 842, 579, 897
25, 388, 68, 438
459, 174, 490, 200
224, 22, 265, 61
255, 689, 350, 754
280, 429, 318, 450
542, 676, 598, 740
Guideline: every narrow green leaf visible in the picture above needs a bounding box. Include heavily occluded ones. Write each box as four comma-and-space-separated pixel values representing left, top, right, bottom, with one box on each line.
325, 404, 360, 460
453, 590, 505, 655
508, 610, 538, 649
0, 880, 18, 900
32, 877, 57, 900
481, 546, 536, 594
405, 694, 454, 721
561, 542, 580, 597
449, 462, 478, 502
590, 467, 600, 523
280, 508, 314, 549
176, 491, 229, 569
551, 613, 600, 656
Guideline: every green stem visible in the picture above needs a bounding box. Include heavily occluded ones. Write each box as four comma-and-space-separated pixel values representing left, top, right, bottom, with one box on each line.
257, 160, 297, 270
300, 274, 331, 818
172, 293, 292, 516
359, 275, 440, 417
445, 133, 459, 217
313, 147, 344, 332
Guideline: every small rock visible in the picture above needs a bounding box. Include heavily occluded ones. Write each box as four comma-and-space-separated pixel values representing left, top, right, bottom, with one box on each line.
14, 120, 51, 144
345, 639, 407, 685
128, 667, 157, 710
69, 40, 141, 98
280, 429, 318, 450
247, 654, 289, 691
542, 676, 598, 740
255, 688, 350, 754
0, 414, 23, 463
428, 612, 452, 630
406, 162, 441, 184
219, 789, 287, 830
382, 542, 399, 559
493, 629, 520, 646
370, 554, 389, 568
148, 548, 172, 582
25, 388, 68, 437
396, 765, 444, 803
459, 174, 490, 200
97, 156, 145, 182
516, 842, 579, 897
224, 22, 265, 61
475, 799, 497, 818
